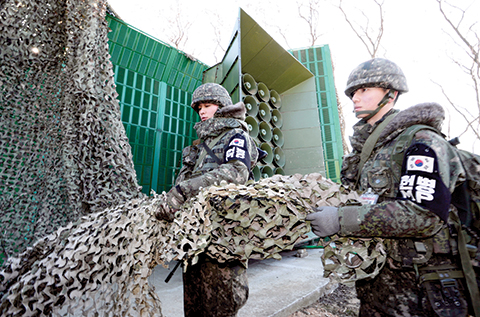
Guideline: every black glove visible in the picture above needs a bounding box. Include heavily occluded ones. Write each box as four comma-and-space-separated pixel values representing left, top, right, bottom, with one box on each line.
154, 185, 185, 222
154, 200, 175, 222
165, 185, 185, 210
305, 206, 340, 237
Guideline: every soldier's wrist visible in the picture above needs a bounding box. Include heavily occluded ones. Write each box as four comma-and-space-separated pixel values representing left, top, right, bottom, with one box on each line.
338, 205, 362, 235
175, 185, 186, 201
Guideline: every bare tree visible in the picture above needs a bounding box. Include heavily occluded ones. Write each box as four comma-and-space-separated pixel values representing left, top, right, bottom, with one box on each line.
297, 0, 324, 47
434, 0, 480, 145
338, 0, 385, 58
208, 11, 227, 64
165, 3, 192, 51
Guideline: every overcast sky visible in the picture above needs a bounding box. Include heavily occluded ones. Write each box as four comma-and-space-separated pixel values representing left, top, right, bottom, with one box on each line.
107, 0, 479, 153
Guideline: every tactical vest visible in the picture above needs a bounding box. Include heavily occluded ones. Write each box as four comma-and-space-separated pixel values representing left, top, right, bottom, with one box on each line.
179, 129, 235, 181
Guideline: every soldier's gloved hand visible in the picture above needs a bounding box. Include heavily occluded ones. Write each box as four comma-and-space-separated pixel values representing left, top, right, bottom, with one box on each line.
154, 185, 185, 222
165, 185, 185, 210
305, 206, 340, 237
154, 201, 175, 222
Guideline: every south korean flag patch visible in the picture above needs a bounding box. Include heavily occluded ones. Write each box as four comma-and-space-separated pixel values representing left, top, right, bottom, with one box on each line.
406, 155, 434, 173
224, 133, 251, 169
396, 142, 450, 222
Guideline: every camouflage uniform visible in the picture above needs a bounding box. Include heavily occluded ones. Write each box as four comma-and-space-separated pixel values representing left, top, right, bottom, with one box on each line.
175, 83, 258, 317
338, 59, 472, 316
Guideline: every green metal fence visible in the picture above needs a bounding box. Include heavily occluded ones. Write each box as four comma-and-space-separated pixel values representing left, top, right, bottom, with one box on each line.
106, 14, 208, 194
106, 12, 342, 192
290, 45, 343, 183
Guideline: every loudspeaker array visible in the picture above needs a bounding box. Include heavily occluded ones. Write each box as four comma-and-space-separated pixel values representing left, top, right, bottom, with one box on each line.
241, 73, 285, 180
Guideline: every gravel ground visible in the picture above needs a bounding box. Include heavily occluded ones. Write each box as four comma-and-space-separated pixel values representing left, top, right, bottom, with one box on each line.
288, 283, 360, 317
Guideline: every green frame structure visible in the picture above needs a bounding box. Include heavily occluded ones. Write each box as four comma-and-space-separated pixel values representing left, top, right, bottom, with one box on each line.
106, 14, 208, 195
291, 46, 343, 182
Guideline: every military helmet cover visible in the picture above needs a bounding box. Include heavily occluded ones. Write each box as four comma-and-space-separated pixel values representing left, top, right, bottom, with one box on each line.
344, 58, 409, 98
191, 83, 233, 112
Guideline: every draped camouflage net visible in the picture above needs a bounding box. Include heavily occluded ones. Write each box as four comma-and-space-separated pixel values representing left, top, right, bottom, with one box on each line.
0, 0, 142, 260
156, 173, 361, 266
0, 173, 364, 316
321, 236, 387, 285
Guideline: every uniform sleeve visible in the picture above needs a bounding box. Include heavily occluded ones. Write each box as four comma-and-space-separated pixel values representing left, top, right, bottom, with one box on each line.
338, 130, 463, 239
176, 130, 257, 200
175, 145, 196, 185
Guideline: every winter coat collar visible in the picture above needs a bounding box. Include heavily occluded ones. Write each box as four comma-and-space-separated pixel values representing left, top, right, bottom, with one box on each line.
194, 102, 248, 140
351, 102, 445, 152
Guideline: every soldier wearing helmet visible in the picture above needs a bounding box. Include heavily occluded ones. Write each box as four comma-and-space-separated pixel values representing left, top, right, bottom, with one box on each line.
156, 82, 258, 317
307, 58, 474, 316
345, 58, 408, 123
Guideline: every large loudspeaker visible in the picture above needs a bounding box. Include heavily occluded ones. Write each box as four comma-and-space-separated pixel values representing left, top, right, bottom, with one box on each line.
260, 165, 274, 178
274, 167, 285, 175
271, 109, 282, 128
252, 166, 261, 181
243, 95, 258, 117
242, 73, 257, 95
269, 90, 282, 109
273, 147, 286, 167
258, 102, 271, 122
256, 82, 270, 102
245, 116, 259, 139
258, 121, 272, 142
260, 143, 273, 164
272, 128, 284, 147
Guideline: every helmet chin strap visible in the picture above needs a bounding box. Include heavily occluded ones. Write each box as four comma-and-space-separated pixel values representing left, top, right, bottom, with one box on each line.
355, 89, 395, 121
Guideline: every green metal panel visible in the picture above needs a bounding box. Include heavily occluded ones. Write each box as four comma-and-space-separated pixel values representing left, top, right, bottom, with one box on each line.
106, 14, 207, 194
280, 77, 326, 176
239, 10, 312, 95
290, 45, 343, 183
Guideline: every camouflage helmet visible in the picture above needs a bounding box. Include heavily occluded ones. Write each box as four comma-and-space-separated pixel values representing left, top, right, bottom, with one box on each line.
344, 58, 408, 98
191, 83, 233, 112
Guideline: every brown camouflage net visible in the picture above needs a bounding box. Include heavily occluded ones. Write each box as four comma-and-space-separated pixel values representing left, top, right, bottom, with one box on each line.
0, 0, 142, 259
156, 173, 360, 266
321, 236, 387, 285
0, 173, 362, 316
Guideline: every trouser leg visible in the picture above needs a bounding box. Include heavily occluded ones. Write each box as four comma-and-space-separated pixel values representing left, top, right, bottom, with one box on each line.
183, 255, 248, 317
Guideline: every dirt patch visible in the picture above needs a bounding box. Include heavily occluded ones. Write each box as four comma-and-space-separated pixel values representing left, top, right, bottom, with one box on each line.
288, 283, 360, 317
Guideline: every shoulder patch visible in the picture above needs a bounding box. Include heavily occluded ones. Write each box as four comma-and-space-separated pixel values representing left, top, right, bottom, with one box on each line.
224, 133, 251, 169
397, 143, 450, 222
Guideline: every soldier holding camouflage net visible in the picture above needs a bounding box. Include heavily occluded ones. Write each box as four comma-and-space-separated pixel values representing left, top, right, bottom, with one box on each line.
156, 83, 259, 317
307, 58, 479, 316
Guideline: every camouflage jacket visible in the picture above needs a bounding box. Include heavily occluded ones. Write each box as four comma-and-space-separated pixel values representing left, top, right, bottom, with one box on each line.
175, 102, 258, 200
339, 103, 465, 259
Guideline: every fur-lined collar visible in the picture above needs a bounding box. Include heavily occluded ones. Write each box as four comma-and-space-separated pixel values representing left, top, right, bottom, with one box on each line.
380, 102, 444, 140
194, 102, 248, 139
214, 102, 247, 121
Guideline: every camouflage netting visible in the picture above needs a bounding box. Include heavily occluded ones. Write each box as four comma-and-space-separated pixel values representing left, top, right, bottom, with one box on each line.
321, 236, 387, 285
0, 173, 362, 316
155, 173, 360, 266
0, 0, 142, 260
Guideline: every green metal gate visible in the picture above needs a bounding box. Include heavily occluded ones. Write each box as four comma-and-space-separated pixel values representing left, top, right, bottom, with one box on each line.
107, 14, 208, 194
